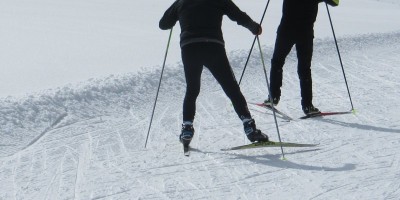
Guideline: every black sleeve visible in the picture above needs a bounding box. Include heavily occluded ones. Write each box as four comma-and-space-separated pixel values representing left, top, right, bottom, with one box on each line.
223, 0, 260, 34
159, 0, 179, 30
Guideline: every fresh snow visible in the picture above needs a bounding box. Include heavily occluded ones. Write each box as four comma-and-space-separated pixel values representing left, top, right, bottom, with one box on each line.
1, 0, 400, 199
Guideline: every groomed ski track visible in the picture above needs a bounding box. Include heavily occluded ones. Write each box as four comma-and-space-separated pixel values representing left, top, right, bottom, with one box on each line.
1, 33, 400, 199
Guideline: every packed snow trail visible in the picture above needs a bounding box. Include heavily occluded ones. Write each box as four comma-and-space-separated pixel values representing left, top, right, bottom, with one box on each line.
1, 33, 400, 199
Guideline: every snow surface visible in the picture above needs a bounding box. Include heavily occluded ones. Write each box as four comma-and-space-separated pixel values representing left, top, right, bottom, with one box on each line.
1, 0, 400, 97
1, 0, 400, 199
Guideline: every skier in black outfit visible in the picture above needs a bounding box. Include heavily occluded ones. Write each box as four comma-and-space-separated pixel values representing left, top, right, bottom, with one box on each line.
159, 0, 269, 146
264, 0, 339, 115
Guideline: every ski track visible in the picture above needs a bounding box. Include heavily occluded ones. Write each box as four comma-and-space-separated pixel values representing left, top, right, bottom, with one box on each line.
1, 33, 400, 199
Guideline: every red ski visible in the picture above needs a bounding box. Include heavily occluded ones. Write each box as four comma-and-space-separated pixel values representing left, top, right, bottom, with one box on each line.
299, 111, 353, 119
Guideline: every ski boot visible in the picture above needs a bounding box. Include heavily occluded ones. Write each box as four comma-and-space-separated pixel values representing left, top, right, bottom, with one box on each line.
243, 119, 269, 143
180, 123, 194, 146
302, 105, 321, 115
264, 96, 280, 106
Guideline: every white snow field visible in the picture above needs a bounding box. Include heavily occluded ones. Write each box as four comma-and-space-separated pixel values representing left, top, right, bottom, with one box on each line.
1, 0, 400, 97
1, 0, 400, 199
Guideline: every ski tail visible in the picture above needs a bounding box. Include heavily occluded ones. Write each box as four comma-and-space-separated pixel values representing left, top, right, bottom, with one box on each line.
249, 102, 293, 121
183, 144, 190, 156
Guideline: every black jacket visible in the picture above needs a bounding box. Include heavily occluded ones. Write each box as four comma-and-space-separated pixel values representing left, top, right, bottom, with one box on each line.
159, 0, 260, 47
278, 0, 322, 38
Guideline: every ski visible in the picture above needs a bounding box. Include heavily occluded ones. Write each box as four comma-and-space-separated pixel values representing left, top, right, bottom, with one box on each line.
299, 111, 353, 119
250, 102, 293, 121
183, 144, 190, 156
221, 140, 318, 151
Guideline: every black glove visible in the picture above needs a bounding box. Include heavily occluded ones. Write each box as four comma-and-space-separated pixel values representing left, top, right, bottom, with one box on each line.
250, 23, 262, 35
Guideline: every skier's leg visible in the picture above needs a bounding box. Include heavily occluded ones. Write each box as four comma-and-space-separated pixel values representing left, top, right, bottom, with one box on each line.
296, 36, 314, 108
204, 43, 268, 142
270, 34, 295, 101
204, 43, 251, 119
181, 44, 204, 122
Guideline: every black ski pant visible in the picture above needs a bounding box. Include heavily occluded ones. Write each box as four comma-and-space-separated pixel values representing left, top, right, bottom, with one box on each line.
270, 33, 314, 108
181, 42, 251, 122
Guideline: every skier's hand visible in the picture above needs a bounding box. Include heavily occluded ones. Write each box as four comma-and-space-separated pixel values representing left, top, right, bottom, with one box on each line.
249, 22, 262, 35
324, 0, 339, 6
252, 24, 262, 35
256, 25, 262, 35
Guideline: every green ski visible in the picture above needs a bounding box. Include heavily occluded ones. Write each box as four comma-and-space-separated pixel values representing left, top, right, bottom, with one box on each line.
221, 141, 318, 151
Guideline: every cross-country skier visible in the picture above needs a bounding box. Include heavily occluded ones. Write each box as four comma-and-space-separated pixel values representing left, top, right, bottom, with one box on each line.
263, 0, 339, 115
159, 0, 269, 146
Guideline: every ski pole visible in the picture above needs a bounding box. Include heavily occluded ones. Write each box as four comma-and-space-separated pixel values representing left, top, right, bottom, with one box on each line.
145, 28, 173, 148
325, 3, 355, 111
238, 0, 271, 85
256, 36, 286, 160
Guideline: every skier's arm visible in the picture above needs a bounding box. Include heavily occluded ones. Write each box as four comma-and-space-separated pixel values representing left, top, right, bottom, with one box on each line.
159, 0, 179, 30
223, 0, 261, 35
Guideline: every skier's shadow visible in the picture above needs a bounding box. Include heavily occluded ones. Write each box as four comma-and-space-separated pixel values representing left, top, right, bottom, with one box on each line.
227, 149, 356, 171
192, 148, 356, 171
318, 118, 400, 134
